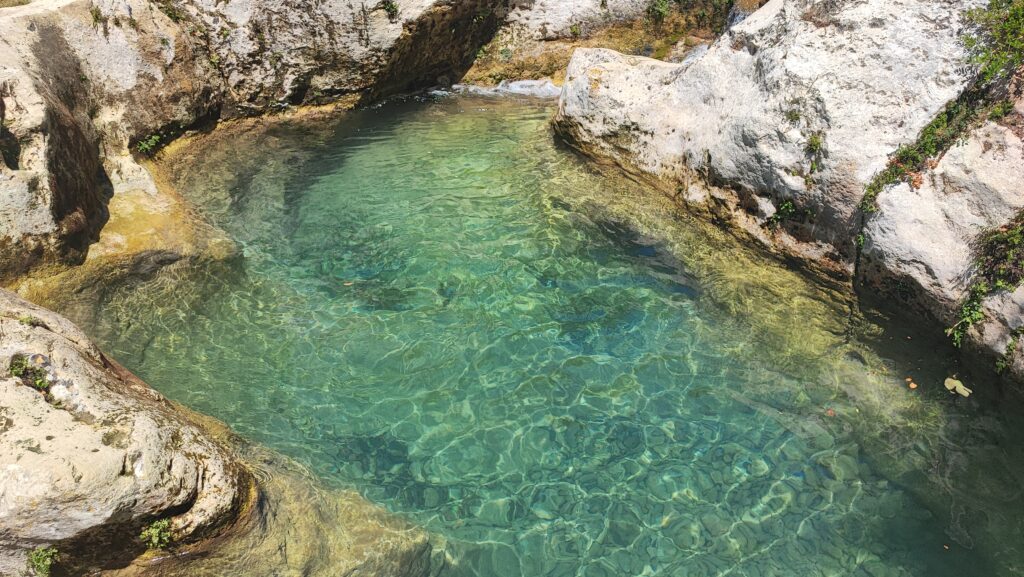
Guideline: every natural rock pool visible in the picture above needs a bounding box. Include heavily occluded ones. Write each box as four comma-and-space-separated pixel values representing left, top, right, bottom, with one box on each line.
82, 97, 1023, 576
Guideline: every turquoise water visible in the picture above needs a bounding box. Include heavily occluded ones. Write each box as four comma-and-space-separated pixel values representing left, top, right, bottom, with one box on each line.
88, 98, 1024, 576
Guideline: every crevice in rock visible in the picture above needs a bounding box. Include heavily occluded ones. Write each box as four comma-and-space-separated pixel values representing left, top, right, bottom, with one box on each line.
0, 85, 19, 170
365, 0, 506, 101
28, 24, 111, 272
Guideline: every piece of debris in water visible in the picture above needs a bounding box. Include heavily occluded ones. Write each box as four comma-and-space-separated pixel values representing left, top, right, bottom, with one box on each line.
944, 377, 972, 398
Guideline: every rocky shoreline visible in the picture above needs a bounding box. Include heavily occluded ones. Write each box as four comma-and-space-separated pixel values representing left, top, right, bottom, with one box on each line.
0, 0, 507, 573
0, 288, 440, 576
0, 289, 250, 575
552, 0, 1024, 387
2, 0, 1023, 574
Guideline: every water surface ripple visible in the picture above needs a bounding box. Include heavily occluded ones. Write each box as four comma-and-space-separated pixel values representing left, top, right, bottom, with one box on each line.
89, 98, 1024, 577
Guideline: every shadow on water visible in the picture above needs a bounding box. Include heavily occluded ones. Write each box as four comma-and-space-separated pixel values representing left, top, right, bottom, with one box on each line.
78, 96, 1024, 577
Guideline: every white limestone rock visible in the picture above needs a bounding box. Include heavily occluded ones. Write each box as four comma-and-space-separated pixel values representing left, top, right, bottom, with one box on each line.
862, 118, 1024, 322
0, 288, 249, 575
552, 0, 1024, 381
555, 0, 982, 253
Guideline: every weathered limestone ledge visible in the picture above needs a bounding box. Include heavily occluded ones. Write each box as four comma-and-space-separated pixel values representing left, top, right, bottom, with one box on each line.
553, 0, 1024, 385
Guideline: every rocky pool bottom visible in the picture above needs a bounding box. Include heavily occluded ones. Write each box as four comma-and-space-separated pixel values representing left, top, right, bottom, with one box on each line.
71, 97, 1024, 576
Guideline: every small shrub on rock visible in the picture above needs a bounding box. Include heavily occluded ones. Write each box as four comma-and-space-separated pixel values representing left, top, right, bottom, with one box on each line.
648, 0, 671, 24
805, 132, 824, 155
18, 315, 46, 328
965, 0, 1024, 84
27, 546, 58, 577
140, 519, 173, 550
9, 354, 49, 392
135, 134, 161, 156
380, 0, 398, 21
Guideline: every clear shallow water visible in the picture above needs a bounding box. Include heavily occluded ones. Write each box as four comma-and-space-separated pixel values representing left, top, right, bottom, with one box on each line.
86, 98, 1024, 576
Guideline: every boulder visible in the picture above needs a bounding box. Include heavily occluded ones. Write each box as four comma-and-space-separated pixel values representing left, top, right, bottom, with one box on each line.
0, 288, 249, 574
555, 0, 982, 256
862, 108, 1024, 365
0, 287, 440, 576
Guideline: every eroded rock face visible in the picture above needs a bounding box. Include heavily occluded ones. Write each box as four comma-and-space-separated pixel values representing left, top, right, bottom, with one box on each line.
0, 0, 503, 282
0, 288, 249, 574
553, 0, 1024, 382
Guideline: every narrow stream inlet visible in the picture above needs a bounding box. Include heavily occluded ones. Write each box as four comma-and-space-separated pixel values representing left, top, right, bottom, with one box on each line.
85, 97, 1023, 576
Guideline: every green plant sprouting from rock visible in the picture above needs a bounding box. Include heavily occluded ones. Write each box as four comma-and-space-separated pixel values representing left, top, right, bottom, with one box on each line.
859, 90, 985, 213
27, 546, 58, 577
155, 0, 186, 22
989, 99, 1015, 119
9, 354, 50, 393
803, 131, 825, 182
976, 211, 1024, 292
947, 208, 1024, 349
648, 0, 737, 27
648, 0, 671, 24
140, 519, 173, 550
136, 133, 162, 156
947, 282, 989, 348
89, 5, 105, 26
804, 132, 824, 155
766, 199, 799, 229
997, 327, 1024, 373
964, 0, 1024, 84
380, 0, 398, 21
18, 315, 46, 328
